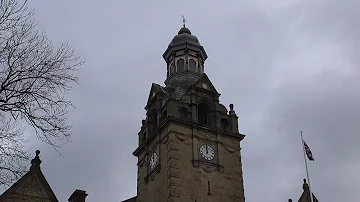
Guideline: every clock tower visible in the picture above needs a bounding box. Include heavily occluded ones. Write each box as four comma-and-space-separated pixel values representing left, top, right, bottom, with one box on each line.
132, 25, 246, 202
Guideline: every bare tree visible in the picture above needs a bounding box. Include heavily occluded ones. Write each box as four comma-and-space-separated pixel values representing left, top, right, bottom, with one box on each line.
0, 0, 83, 186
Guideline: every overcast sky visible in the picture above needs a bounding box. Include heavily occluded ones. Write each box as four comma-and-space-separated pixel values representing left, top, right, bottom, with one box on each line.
1, 0, 359, 201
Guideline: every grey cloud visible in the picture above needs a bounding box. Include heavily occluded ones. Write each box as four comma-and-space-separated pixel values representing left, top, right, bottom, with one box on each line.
1, 0, 357, 201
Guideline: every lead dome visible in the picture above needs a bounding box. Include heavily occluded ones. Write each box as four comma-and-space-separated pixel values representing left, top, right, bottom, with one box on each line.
168, 27, 200, 46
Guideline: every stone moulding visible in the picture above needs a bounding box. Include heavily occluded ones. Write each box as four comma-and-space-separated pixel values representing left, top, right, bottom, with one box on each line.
223, 145, 236, 153
175, 134, 189, 141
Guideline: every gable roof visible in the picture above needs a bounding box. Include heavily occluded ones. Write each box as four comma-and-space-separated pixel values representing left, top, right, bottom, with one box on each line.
0, 150, 59, 202
190, 73, 220, 96
298, 179, 319, 202
145, 83, 168, 109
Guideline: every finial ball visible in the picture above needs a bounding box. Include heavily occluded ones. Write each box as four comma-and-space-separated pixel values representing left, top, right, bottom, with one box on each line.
303, 179, 306, 183
35, 150, 40, 156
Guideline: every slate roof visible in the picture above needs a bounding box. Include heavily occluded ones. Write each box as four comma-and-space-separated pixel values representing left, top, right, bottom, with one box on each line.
148, 73, 218, 104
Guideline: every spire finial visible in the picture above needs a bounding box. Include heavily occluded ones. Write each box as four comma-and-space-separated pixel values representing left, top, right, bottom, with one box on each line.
229, 104, 236, 115
181, 15, 187, 27
302, 178, 309, 191
30, 150, 42, 171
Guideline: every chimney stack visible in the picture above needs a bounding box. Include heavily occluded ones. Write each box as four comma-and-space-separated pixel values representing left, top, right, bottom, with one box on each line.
68, 189, 88, 202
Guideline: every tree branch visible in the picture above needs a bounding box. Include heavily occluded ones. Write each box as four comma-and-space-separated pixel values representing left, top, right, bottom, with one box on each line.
0, 0, 83, 186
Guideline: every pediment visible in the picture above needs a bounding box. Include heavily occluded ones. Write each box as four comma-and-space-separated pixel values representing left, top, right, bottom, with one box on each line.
15, 174, 48, 198
145, 83, 167, 109
192, 73, 220, 96
0, 170, 58, 202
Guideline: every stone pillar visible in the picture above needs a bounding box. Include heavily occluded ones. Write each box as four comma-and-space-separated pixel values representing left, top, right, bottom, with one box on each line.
229, 104, 239, 133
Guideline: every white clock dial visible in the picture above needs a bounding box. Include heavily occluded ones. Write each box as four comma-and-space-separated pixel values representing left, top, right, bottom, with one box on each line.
199, 144, 215, 160
149, 152, 158, 170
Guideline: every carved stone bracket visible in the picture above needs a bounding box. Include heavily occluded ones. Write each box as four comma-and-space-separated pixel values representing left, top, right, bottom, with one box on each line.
163, 135, 170, 144
198, 130, 211, 140
175, 134, 189, 142
202, 166, 216, 173
138, 158, 145, 167
224, 145, 236, 153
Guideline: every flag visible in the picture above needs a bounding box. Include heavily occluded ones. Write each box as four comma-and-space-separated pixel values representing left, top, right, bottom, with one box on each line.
303, 141, 314, 161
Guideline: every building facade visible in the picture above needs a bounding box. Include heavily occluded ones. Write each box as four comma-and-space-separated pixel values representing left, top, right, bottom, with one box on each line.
0, 25, 319, 202
126, 25, 246, 202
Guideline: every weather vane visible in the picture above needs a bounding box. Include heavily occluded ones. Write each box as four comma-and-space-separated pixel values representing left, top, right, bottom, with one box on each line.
181, 15, 187, 27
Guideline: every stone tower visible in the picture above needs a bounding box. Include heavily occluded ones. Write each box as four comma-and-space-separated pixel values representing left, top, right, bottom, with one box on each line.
132, 25, 246, 202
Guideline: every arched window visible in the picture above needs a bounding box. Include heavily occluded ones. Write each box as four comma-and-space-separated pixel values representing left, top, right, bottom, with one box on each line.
220, 118, 229, 131
189, 59, 196, 71
198, 103, 210, 125
197, 65, 202, 73
179, 107, 188, 120
177, 59, 185, 71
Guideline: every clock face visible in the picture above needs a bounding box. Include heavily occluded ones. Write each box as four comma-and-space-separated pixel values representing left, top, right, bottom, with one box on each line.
149, 152, 158, 170
199, 144, 215, 160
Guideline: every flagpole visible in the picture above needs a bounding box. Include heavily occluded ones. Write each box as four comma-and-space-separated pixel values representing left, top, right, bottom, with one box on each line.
301, 131, 314, 202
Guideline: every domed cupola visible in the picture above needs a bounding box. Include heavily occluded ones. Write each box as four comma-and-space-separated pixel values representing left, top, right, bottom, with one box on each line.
169, 27, 200, 46
163, 24, 208, 89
